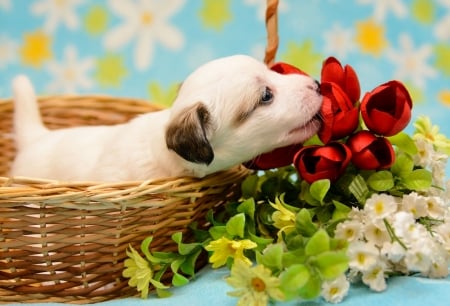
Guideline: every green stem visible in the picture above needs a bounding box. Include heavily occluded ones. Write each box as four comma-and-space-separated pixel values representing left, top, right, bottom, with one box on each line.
383, 218, 408, 250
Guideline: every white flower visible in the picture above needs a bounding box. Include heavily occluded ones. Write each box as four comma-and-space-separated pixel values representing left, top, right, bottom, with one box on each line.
435, 221, 450, 252
31, 0, 84, 33
356, 0, 407, 21
46, 45, 94, 94
434, 0, 450, 41
0, 0, 11, 11
386, 34, 437, 88
0, 35, 17, 68
335, 220, 363, 242
364, 193, 398, 220
321, 274, 350, 304
391, 211, 417, 241
244, 0, 288, 20
323, 23, 355, 59
401, 192, 428, 219
434, 14, 450, 41
364, 220, 390, 247
381, 241, 406, 263
347, 241, 380, 272
413, 137, 434, 168
348, 207, 365, 223
404, 241, 433, 273
426, 253, 449, 278
424, 196, 447, 219
430, 153, 448, 188
104, 0, 185, 70
361, 263, 387, 292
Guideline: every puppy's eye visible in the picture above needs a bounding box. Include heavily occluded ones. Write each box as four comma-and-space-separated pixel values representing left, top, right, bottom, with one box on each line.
260, 87, 274, 104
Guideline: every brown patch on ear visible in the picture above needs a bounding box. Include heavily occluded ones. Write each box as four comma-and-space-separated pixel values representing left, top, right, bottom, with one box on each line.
166, 102, 214, 165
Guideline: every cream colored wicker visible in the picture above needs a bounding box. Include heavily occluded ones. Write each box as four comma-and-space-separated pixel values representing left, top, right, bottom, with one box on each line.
0, 96, 250, 303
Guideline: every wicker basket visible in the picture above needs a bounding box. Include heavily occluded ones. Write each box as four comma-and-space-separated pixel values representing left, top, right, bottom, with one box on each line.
0, 96, 250, 303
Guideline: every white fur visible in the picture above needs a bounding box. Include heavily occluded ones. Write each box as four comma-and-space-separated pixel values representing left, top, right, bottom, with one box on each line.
11, 55, 322, 181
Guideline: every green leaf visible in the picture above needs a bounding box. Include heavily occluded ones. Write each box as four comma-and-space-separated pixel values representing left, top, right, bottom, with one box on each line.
402, 169, 432, 191
237, 198, 256, 220
367, 171, 394, 191
172, 273, 190, 287
297, 274, 322, 299
225, 213, 246, 238
295, 208, 318, 237
248, 232, 273, 250
170, 258, 184, 273
156, 288, 172, 298
391, 153, 414, 178
180, 249, 202, 276
209, 226, 227, 240
280, 264, 311, 300
309, 179, 330, 204
314, 251, 349, 280
349, 174, 370, 204
172, 232, 201, 255
241, 174, 259, 199
331, 200, 351, 221
305, 229, 330, 256
388, 132, 418, 156
140, 236, 154, 261
299, 181, 321, 206
282, 248, 306, 266
172, 232, 182, 244
139, 237, 170, 263
256, 244, 283, 271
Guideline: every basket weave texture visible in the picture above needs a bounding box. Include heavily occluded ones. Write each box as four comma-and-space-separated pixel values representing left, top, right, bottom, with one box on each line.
0, 96, 250, 303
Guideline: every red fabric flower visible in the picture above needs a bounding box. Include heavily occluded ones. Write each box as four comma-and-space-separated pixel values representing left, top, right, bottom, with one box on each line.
243, 144, 303, 170
271, 62, 308, 76
318, 82, 360, 144
346, 131, 395, 170
321, 57, 361, 103
360, 80, 412, 137
293, 142, 352, 183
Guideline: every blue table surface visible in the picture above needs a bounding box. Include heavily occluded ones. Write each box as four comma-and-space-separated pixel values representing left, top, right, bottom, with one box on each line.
7, 266, 450, 306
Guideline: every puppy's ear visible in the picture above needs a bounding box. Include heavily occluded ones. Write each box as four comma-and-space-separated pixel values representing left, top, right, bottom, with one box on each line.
166, 102, 214, 165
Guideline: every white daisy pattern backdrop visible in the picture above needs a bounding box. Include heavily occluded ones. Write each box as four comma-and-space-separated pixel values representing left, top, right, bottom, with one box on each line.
0, 0, 449, 142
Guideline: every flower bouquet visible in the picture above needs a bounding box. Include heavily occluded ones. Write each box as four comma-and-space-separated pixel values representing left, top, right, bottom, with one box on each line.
123, 57, 450, 305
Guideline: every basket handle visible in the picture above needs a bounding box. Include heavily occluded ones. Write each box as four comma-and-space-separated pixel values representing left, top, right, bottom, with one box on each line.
264, 0, 279, 66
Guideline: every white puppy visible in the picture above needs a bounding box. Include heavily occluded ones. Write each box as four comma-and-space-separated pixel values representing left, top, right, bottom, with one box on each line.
11, 55, 322, 181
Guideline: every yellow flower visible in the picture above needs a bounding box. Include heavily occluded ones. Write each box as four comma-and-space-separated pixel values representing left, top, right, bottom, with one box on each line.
205, 237, 257, 268
84, 5, 109, 35
94, 53, 128, 88
226, 259, 285, 306
438, 90, 450, 106
355, 19, 388, 56
414, 116, 450, 155
270, 197, 296, 240
20, 30, 52, 67
198, 0, 232, 31
122, 245, 168, 298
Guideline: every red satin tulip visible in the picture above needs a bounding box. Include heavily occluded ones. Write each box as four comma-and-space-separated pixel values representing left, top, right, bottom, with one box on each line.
360, 80, 412, 137
271, 62, 308, 76
346, 131, 395, 170
243, 144, 303, 170
294, 142, 352, 183
321, 57, 361, 103
318, 82, 360, 144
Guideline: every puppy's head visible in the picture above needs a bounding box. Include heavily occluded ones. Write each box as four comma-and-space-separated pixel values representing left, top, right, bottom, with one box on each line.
165, 55, 322, 176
